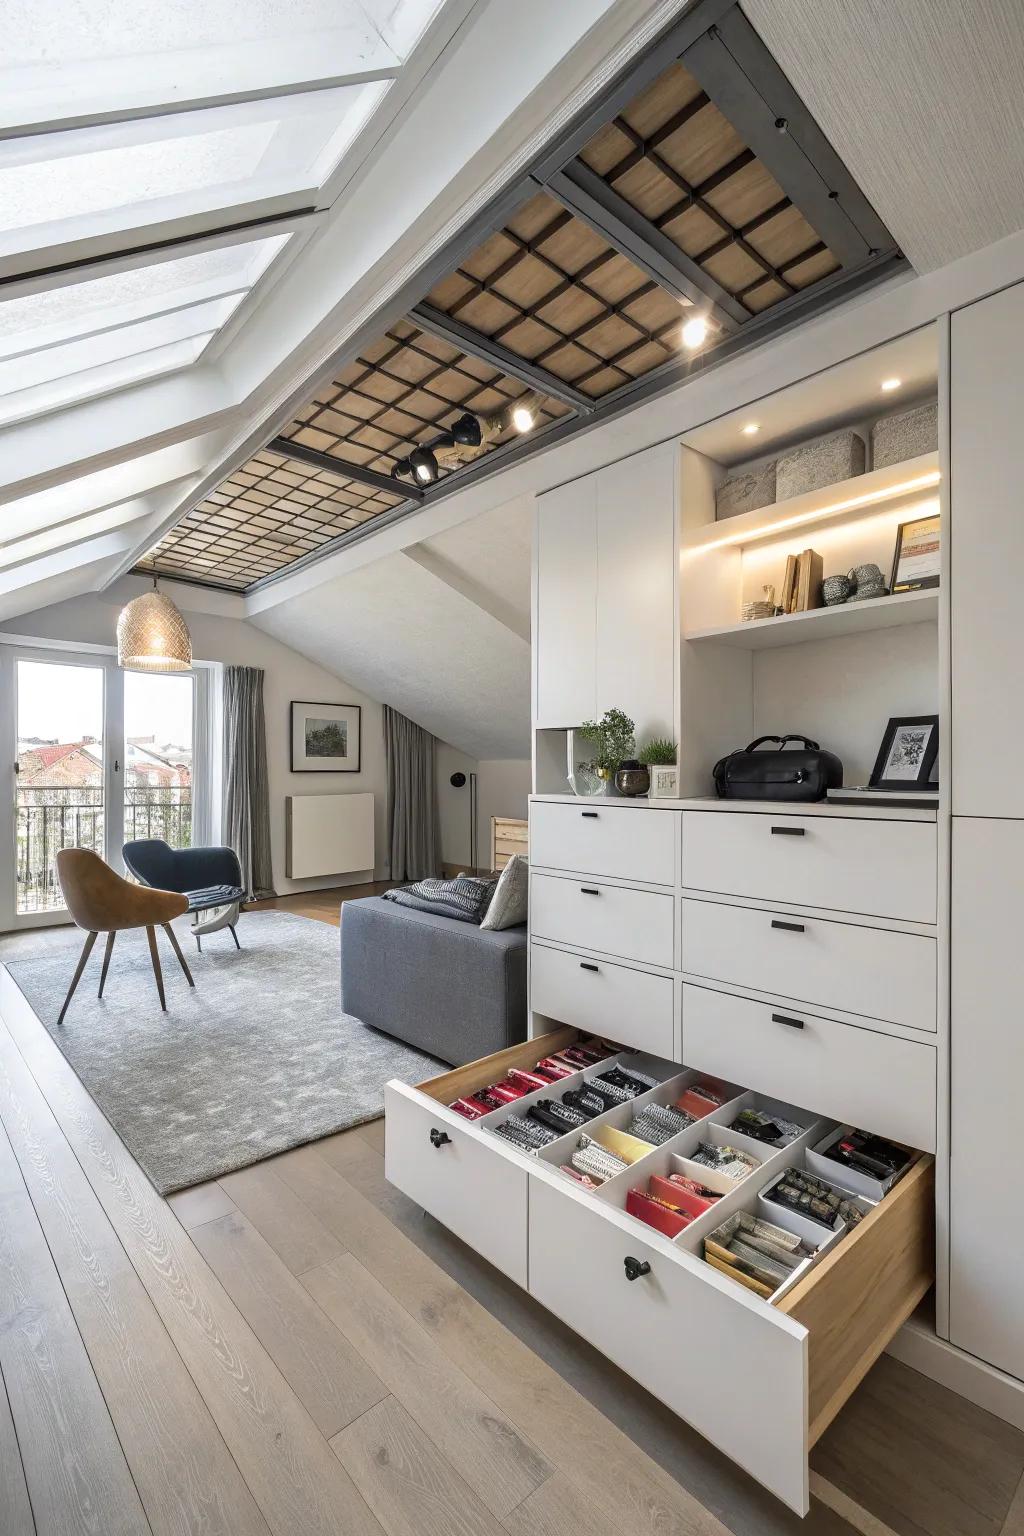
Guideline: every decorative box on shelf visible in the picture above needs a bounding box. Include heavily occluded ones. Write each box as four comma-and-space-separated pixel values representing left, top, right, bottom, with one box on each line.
871, 400, 938, 468
776, 429, 866, 500
716, 460, 776, 519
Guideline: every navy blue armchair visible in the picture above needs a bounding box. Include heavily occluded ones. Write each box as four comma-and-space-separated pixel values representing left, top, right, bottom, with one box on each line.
123, 839, 245, 951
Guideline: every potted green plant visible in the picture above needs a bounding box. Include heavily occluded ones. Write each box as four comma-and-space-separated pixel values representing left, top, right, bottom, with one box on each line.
639, 737, 679, 799
578, 708, 636, 795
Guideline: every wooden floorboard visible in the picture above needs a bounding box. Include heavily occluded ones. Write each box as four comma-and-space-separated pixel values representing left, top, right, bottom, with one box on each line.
0, 970, 385, 1536
302, 1246, 551, 1519
216, 1162, 344, 1276
191, 1209, 388, 1439
166, 1181, 238, 1231
334, 1395, 511, 1536
0, 1363, 35, 1536
0, 1111, 151, 1536
0, 1023, 270, 1536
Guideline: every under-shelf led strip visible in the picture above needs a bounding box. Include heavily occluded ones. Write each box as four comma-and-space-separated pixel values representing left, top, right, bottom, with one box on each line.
692, 470, 941, 552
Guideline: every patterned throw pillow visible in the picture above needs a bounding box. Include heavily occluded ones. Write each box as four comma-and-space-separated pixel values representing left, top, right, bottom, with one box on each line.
382, 874, 497, 924
480, 853, 528, 931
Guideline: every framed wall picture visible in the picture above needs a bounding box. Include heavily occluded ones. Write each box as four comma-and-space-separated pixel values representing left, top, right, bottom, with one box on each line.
890, 513, 940, 592
869, 715, 939, 790
290, 702, 361, 772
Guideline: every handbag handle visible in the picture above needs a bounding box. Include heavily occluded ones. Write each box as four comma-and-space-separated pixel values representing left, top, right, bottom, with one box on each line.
743, 733, 820, 753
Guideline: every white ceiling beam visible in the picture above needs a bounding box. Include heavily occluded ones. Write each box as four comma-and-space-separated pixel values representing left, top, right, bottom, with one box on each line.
0, 488, 192, 572
0, 28, 402, 138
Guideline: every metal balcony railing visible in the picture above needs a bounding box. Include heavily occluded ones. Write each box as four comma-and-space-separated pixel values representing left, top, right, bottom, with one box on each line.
16, 785, 192, 915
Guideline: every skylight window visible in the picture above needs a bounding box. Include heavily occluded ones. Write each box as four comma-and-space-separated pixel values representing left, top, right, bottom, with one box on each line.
0, 334, 214, 429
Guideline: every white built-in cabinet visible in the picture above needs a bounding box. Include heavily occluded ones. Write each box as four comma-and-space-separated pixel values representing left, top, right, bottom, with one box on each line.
950, 281, 1024, 817
535, 444, 676, 740
948, 278, 1024, 1381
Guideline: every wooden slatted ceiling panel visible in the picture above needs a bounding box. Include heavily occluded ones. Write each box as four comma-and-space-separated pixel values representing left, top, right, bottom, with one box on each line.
280, 318, 570, 469
138, 450, 404, 590
424, 190, 687, 398
577, 61, 840, 315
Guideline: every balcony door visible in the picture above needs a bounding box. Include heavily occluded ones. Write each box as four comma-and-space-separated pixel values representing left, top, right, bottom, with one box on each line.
5, 649, 194, 929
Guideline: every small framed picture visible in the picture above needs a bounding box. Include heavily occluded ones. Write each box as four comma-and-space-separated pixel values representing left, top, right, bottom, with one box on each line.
649, 764, 679, 800
869, 715, 939, 790
291, 701, 361, 772
890, 513, 940, 592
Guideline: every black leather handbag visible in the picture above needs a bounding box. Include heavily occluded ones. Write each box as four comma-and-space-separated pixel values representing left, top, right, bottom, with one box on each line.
713, 734, 843, 802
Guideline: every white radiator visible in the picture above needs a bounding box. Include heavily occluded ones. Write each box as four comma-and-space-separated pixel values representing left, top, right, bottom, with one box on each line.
285, 792, 375, 879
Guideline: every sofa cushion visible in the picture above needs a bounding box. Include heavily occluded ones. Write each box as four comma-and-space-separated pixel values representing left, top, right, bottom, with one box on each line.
480, 854, 528, 931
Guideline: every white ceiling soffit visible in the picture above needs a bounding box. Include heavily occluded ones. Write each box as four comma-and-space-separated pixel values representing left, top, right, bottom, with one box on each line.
250, 549, 531, 758
742, 0, 1024, 274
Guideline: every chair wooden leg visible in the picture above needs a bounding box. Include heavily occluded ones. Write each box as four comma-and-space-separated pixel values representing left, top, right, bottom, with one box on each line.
162, 924, 195, 987
97, 931, 116, 998
229, 925, 241, 950
58, 931, 98, 1026
145, 926, 167, 1012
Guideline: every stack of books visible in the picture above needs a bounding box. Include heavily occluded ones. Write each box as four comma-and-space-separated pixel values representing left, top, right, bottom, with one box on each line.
779, 548, 823, 613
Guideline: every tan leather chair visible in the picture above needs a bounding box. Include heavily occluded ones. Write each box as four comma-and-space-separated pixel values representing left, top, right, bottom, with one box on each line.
55, 848, 196, 1024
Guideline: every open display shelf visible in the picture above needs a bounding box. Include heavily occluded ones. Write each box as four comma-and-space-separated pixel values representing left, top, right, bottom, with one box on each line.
684, 586, 938, 649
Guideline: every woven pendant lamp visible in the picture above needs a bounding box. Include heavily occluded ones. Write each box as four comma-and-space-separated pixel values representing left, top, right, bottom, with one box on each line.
117, 579, 192, 672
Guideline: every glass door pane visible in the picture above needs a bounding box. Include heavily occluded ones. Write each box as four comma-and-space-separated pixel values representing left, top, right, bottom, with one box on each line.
15, 658, 105, 915
123, 671, 193, 849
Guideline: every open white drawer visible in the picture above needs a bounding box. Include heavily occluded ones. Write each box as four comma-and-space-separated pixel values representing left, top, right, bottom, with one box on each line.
386, 1031, 934, 1515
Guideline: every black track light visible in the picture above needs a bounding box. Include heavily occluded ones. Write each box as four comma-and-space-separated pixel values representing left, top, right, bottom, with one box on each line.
450, 412, 482, 447
391, 458, 412, 481
409, 445, 439, 485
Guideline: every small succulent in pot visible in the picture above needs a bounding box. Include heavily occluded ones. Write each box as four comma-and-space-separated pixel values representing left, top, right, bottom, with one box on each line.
578, 708, 636, 782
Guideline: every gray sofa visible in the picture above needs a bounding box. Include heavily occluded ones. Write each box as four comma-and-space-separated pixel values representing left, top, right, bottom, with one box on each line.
340, 896, 527, 1065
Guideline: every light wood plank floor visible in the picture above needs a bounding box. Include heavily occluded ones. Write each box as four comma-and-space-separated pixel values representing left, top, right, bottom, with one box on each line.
1, 893, 1022, 1536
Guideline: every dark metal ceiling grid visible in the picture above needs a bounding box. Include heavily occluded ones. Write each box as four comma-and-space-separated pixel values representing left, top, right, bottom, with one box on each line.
138, 0, 901, 594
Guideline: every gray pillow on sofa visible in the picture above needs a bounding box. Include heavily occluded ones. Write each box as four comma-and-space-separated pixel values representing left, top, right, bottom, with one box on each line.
382, 874, 497, 924
480, 854, 528, 931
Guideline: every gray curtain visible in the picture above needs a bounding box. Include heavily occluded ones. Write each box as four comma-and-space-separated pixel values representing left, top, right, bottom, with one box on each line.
384, 705, 439, 881
223, 665, 275, 899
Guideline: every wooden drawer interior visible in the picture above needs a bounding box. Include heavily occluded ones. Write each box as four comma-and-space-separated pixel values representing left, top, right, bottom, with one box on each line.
412, 1026, 581, 1103
778, 1153, 935, 1443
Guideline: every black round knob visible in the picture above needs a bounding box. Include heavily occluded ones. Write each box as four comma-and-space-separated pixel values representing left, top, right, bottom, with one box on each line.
429, 1128, 451, 1148
624, 1256, 651, 1282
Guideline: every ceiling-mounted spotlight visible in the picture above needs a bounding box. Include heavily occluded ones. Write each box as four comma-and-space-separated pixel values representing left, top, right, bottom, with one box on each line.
409, 445, 439, 484
681, 315, 710, 350
450, 412, 482, 447
391, 458, 412, 481
512, 401, 536, 434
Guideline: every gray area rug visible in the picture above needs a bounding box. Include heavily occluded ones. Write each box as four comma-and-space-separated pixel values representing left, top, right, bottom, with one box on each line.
5, 910, 444, 1194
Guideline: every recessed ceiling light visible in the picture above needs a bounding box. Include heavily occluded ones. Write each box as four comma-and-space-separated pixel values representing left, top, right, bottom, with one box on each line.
742, 422, 760, 436
881, 377, 902, 392
512, 402, 536, 434
681, 316, 709, 350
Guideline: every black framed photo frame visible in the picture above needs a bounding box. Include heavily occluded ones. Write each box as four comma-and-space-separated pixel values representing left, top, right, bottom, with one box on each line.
890, 513, 941, 592
869, 715, 939, 790
290, 702, 361, 772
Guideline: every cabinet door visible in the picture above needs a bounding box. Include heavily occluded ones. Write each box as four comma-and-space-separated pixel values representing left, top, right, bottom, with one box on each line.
596, 446, 677, 742
535, 475, 597, 727
951, 283, 1024, 815
949, 817, 1024, 1378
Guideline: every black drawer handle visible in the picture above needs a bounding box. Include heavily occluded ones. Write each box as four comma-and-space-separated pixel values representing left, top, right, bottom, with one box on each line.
580, 887, 600, 895
429, 1128, 451, 1148
771, 919, 805, 933
580, 962, 599, 972
770, 825, 805, 836
581, 811, 599, 818
772, 1012, 805, 1030
624, 1256, 651, 1282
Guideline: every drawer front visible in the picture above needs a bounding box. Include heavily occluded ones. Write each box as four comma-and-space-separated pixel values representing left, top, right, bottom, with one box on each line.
384, 1082, 529, 1286
528, 1174, 809, 1514
530, 801, 677, 885
681, 984, 936, 1150
531, 941, 675, 1058
530, 872, 675, 968
681, 811, 936, 923
681, 899, 937, 1032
